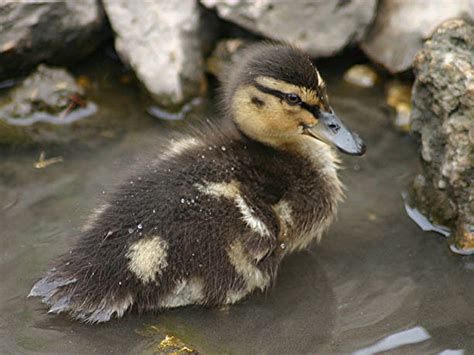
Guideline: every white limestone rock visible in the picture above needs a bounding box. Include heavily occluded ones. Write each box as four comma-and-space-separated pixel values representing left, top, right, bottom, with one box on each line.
361, 0, 474, 73
201, 0, 377, 57
103, 0, 205, 106
0, 0, 106, 78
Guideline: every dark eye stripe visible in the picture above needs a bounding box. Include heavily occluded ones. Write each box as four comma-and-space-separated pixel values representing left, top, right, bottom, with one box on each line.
301, 101, 320, 116
254, 82, 320, 116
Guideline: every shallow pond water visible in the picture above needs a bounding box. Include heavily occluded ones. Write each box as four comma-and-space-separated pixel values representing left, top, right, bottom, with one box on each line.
1, 53, 473, 354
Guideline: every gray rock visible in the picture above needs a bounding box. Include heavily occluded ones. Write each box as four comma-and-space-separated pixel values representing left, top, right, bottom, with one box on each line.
102, 0, 205, 107
410, 20, 474, 253
361, 0, 474, 73
0, 64, 88, 118
0, 0, 107, 78
6, 64, 85, 117
201, 0, 377, 57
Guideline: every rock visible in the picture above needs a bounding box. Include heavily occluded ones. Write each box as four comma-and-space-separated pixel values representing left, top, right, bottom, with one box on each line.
0, 64, 101, 146
385, 81, 413, 133
201, 0, 377, 58
343, 64, 379, 88
0, 1, 107, 79
361, 0, 474, 73
102, 0, 205, 107
6, 65, 85, 117
410, 20, 474, 253
1, 64, 90, 119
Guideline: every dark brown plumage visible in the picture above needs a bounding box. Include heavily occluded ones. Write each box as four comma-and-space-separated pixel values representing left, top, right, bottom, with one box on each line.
29, 43, 365, 323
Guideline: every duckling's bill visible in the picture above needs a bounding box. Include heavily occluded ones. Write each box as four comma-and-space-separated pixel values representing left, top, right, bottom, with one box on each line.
304, 109, 366, 156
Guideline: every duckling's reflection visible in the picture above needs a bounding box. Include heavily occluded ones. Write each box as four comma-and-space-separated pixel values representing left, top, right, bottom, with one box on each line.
136, 251, 336, 353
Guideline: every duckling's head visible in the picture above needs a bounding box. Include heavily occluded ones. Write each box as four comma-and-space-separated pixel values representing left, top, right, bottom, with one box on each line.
224, 43, 366, 155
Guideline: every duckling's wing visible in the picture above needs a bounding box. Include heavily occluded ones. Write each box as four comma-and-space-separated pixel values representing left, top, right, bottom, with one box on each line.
230, 184, 284, 277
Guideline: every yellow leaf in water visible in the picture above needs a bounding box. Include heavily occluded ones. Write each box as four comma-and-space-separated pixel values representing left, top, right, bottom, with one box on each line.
34, 151, 64, 169
157, 335, 196, 353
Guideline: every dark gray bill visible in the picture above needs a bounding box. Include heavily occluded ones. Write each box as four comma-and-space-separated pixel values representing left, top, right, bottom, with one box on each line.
304, 110, 366, 156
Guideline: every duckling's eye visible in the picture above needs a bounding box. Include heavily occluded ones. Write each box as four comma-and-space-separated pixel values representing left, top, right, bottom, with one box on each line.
285, 93, 301, 105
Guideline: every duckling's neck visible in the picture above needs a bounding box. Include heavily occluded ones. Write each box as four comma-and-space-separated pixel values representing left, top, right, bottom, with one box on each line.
231, 119, 342, 191
284, 135, 342, 183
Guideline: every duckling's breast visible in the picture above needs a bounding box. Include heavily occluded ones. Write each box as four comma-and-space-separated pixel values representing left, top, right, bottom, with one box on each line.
255, 138, 343, 253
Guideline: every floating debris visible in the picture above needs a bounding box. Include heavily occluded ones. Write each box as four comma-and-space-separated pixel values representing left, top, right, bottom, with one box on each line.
353, 326, 431, 355
343, 64, 379, 88
2, 197, 18, 211
34, 151, 64, 169
386, 80, 412, 133
59, 93, 87, 120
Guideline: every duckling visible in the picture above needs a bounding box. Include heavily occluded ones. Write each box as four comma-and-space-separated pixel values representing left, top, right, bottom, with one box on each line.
29, 43, 366, 323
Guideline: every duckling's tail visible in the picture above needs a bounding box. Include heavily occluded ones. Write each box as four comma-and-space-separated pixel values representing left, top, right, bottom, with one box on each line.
29, 271, 134, 323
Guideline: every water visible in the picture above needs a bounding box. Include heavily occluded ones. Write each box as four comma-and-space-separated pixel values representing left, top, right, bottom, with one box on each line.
3, 103, 97, 126
1, 53, 473, 354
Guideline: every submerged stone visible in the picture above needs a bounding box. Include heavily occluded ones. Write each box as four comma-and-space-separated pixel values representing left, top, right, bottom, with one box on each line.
410, 20, 474, 254
343, 64, 379, 88
0, 65, 106, 146
5, 64, 85, 117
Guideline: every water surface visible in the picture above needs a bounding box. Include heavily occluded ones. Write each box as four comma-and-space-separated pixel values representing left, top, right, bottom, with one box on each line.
1, 55, 473, 354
